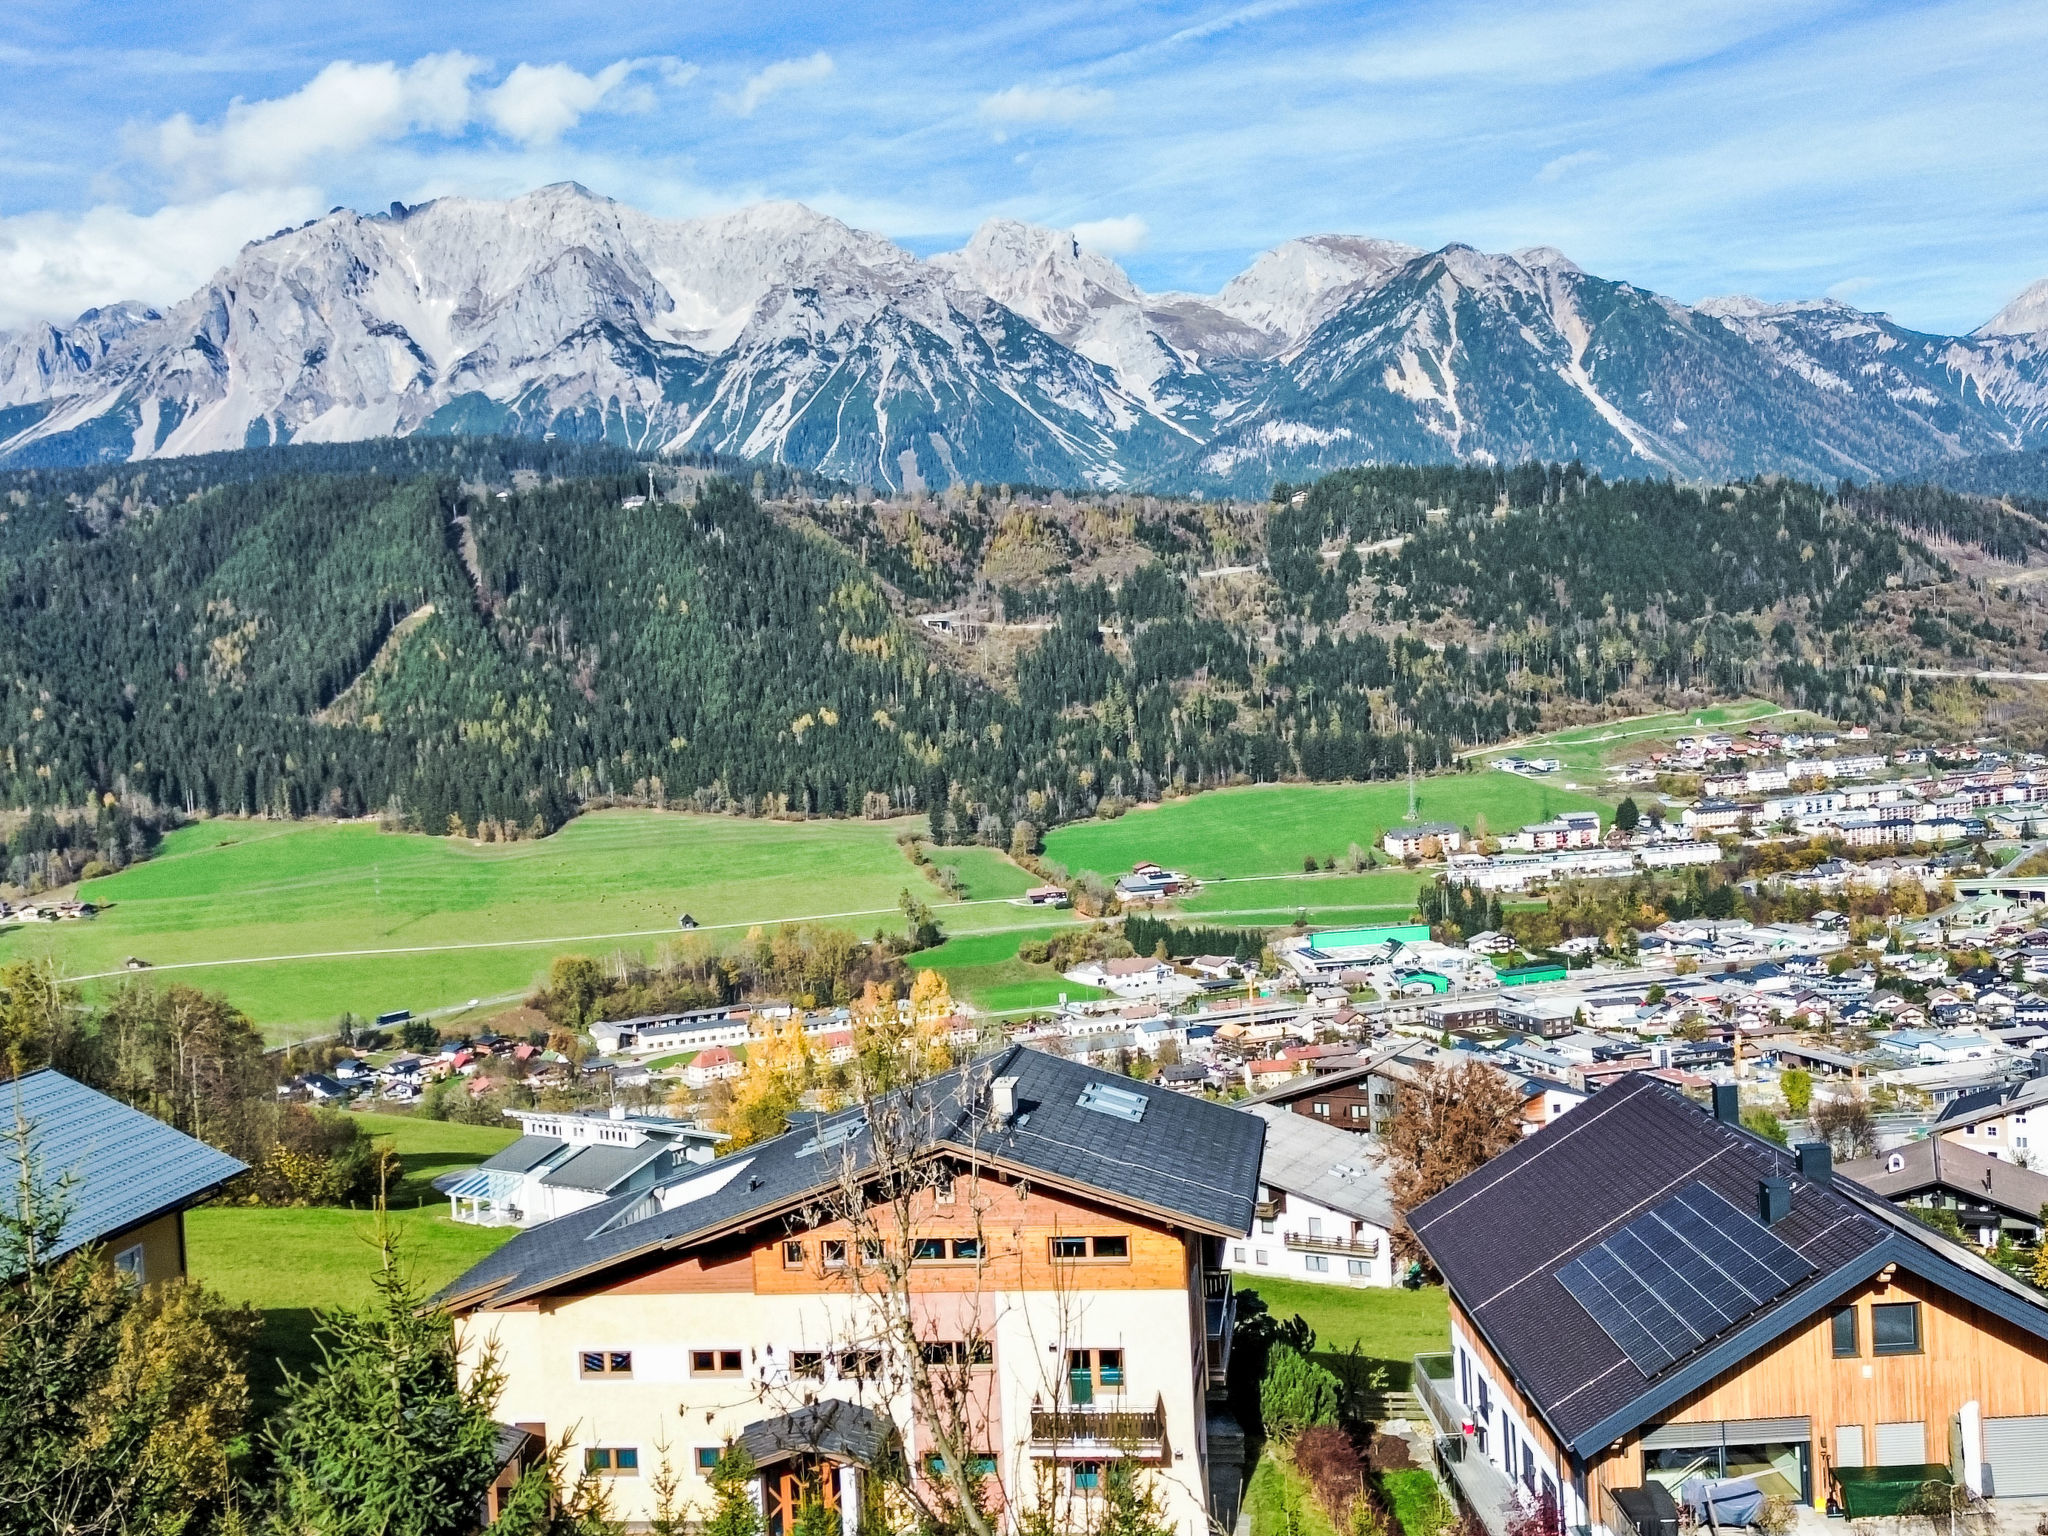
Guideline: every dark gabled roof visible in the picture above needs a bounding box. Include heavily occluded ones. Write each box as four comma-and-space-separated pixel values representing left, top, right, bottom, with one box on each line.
1838, 1137, 2048, 1224
0, 1069, 246, 1261
479, 1135, 566, 1173
541, 1140, 672, 1193
737, 1400, 892, 1469
1410, 1073, 2048, 1458
1239, 1041, 1407, 1106
441, 1044, 1263, 1309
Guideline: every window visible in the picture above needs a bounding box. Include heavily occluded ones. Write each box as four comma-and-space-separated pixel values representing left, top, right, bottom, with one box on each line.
1048, 1235, 1127, 1261
1255, 1249, 1269, 1265
839, 1349, 883, 1380
783, 1240, 806, 1269
586, 1448, 640, 1475
912, 1237, 948, 1261
950, 1237, 982, 1260
1834, 1426, 1864, 1469
1067, 1348, 1125, 1400
1259, 1219, 1275, 1235
936, 1177, 957, 1205
580, 1350, 634, 1377
1233, 1246, 1246, 1263
695, 1448, 724, 1473
1305, 1255, 1329, 1273
1348, 1259, 1369, 1277
791, 1351, 825, 1378
114, 1244, 146, 1284
1348, 1104, 1368, 1121
1313, 1101, 1330, 1117
821, 1239, 848, 1269
1831, 1305, 1859, 1358
920, 1340, 993, 1367
927, 1455, 998, 1478
1072, 1462, 1101, 1492
1872, 1302, 1921, 1355
1307, 1217, 1323, 1237
691, 1349, 745, 1375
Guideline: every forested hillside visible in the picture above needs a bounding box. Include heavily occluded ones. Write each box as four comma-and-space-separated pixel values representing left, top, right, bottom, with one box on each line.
5, 440, 2046, 851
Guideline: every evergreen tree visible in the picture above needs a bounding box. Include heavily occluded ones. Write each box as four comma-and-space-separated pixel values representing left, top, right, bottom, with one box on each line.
1093, 1457, 1174, 1536
704, 1447, 765, 1536
264, 1228, 507, 1536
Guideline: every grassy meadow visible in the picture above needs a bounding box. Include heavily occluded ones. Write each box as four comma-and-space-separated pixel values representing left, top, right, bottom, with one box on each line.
908, 925, 1107, 1014
1484, 699, 1820, 776
1044, 773, 1605, 880
187, 1111, 520, 1412
2, 811, 1046, 1039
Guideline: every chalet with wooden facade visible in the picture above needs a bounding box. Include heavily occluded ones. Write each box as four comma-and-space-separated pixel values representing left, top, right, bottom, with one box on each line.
438, 1046, 1263, 1534
1409, 1075, 2048, 1529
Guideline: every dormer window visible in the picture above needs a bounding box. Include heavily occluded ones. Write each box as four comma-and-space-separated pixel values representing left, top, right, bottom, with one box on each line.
1886, 1153, 1905, 1173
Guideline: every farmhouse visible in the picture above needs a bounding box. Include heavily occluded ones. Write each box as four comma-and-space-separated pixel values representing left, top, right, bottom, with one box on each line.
2, 1069, 245, 1285
1410, 1077, 2048, 1526
437, 1047, 1263, 1534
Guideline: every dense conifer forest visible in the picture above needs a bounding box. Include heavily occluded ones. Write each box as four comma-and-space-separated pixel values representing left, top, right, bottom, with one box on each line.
5, 439, 2046, 850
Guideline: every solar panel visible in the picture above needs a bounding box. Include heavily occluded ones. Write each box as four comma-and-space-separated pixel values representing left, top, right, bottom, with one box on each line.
1556, 1182, 1815, 1376
1076, 1081, 1149, 1123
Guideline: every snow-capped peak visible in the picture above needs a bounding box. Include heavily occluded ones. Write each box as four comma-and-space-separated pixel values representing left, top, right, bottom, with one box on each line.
1977, 277, 2048, 338
1512, 246, 1581, 273
931, 218, 1140, 340
1209, 233, 1424, 344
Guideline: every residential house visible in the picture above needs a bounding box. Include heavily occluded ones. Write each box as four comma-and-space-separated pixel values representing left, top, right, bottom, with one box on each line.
682, 1046, 745, 1088
1839, 1139, 2048, 1247
1238, 1042, 1412, 1134
1225, 1104, 1398, 1287
1023, 885, 1071, 907
442, 1107, 723, 1227
437, 1047, 1263, 1534
1680, 800, 1747, 835
1504, 812, 1603, 853
1382, 822, 1464, 860
1114, 863, 1192, 901
1932, 1075, 2048, 1163
1243, 1059, 1301, 1092
1410, 1078, 2048, 1524
1068, 956, 1182, 999
2, 1069, 244, 1284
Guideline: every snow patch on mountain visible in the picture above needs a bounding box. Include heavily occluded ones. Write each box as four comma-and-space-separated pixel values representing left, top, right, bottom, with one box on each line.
1978, 278, 2048, 338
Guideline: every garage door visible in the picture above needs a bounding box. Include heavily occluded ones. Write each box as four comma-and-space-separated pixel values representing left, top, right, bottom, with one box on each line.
1984, 1416, 2048, 1498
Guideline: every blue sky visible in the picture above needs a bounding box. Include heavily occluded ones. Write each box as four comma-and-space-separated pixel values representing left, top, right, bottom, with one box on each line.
1, 0, 2043, 332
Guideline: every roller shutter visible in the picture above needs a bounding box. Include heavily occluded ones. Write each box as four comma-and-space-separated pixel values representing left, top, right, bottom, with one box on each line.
1875, 1421, 1927, 1466
1640, 1419, 1811, 1450
1983, 1416, 2048, 1498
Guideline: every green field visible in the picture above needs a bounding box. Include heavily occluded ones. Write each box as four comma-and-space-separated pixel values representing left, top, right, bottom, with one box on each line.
1484, 699, 1822, 775
1, 811, 1042, 1039
908, 925, 1106, 1013
1236, 1274, 1450, 1390
1045, 775, 1605, 880
1178, 870, 1429, 927
922, 844, 1037, 900
189, 1106, 522, 1411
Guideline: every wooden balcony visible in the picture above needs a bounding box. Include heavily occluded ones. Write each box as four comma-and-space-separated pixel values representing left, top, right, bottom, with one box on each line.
1028, 1399, 1167, 1459
1282, 1231, 1380, 1258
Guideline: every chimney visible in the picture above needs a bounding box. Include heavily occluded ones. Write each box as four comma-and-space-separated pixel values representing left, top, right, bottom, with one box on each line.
989, 1075, 1020, 1125
1758, 1176, 1792, 1225
1796, 1141, 1833, 1184
1713, 1083, 1741, 1125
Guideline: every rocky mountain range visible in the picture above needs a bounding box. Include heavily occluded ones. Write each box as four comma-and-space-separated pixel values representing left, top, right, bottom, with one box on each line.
2, 181, 2044, 493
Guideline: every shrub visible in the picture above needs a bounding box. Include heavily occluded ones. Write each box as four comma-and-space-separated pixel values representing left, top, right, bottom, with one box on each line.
1261, 1345, 1341, 1443
1293, 1425, 1363, 1522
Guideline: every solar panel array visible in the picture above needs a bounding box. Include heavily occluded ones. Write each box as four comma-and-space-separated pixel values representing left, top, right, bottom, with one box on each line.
1554, 1182, 1816, 1376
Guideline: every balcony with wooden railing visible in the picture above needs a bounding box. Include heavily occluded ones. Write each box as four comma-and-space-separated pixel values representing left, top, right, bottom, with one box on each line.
1029, 1397, 1168, 1460
1203, 1270, 1236, 1384
1282, 1231, 1380, 1258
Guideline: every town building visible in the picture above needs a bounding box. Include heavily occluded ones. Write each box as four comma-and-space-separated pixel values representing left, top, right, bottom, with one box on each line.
438, 1048, 1263, 1534
1410, 1077, 2048, 1525
1839, 1139, 2048, 1248
1223, 1104, 1397, 1287
1383, 823, 1465, 859
442, 1107, 724, 1227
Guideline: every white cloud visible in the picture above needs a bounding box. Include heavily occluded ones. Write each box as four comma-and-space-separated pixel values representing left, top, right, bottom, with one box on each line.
731, 52, 834, 116
1072, 214, 1149, 255
978, 83, 1114, 126
153, 54, 484, 190
1535, 149, 1606, 184
0, 188, 324, 330
483, 61, 642, 147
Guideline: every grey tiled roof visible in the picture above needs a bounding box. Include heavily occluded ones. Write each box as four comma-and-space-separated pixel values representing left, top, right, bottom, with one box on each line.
442, 1044, 1263, 1307
1243, 1103, 1396, 1226
541, 1140, 672, 1192
0, 1069, 246, 1261
479, 1134, 566, 1173
737, 1400, 892, 1469
1838, 1136, 2048, 1223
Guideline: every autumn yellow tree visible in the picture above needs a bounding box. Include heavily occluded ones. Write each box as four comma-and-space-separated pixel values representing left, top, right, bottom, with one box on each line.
716, 1012, 814, 1150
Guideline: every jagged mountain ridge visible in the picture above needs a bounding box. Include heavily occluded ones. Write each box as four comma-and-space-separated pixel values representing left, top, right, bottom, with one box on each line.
2, 181, 2044, 492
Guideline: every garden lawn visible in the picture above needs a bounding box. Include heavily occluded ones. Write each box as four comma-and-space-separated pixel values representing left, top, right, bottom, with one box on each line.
1044, 775, 1605, 880
349, 1110, 518, 1203
3, 810, 1032, 1041
186, 1203, 516, 1415
1245, 1453, 1340, 1536
1237, 1274, 1450, 1390
908, 925, 1105, 1013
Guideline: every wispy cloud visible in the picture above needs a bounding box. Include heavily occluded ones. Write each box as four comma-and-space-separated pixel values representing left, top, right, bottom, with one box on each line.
978, 83, 1114, 126
1072, 214, 1149, 254
730, 51, 834, 116
1535, 150, 1607, 184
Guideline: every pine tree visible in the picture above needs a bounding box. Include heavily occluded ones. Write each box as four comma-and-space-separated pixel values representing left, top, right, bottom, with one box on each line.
1093, 1457, 1174, 1536
265, 1226, 507, 1536
704, 1447, 764, 1536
